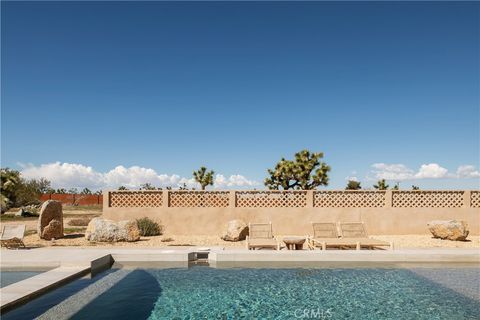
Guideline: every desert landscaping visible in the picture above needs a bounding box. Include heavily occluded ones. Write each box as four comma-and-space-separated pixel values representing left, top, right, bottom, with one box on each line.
2, 202, 478, 250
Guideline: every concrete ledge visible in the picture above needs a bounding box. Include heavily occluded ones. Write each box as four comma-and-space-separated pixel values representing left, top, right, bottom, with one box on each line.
209, 249, 480, 263
0, 266, 90, 313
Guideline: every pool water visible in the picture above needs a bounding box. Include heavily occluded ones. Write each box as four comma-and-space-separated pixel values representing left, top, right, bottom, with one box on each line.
4, 266, 480, 320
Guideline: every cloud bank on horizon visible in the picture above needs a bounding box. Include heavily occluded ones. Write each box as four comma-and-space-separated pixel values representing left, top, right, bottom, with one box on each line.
366, 163, 480, 181
19, 161, 480, 191
19, 162, 260, 190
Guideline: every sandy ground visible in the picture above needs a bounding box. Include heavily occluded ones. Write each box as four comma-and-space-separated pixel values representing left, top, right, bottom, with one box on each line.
11, 234, 480, 249
1, 210, 479, 249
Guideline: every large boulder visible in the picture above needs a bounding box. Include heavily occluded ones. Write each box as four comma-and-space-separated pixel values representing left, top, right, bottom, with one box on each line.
37, 200, 64, 240
427, 220, 469, 241
85, 218, 140, 242
221, 219, 249, 242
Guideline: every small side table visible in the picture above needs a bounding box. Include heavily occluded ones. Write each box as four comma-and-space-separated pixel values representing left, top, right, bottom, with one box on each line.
283, 236, 306, 250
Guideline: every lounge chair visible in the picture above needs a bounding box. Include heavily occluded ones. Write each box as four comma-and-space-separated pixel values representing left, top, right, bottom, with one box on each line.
246, 222, 280, 250
0, 225, 26, 249
339, 222, 393, 250
307, 222, 339, 250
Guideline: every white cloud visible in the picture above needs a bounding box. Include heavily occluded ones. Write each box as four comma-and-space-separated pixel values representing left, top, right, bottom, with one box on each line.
369, 163, 480, 181
19, 162, 259, 190
214, 174, 259, 189
21, 162, 104, 189
370, 163, 414, 180
456, 165, 480, 178
345, 171, 358, 182
414, 163, 449, 179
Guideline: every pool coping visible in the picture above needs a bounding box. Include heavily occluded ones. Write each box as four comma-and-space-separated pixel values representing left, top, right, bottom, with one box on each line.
1, 247, 479, 313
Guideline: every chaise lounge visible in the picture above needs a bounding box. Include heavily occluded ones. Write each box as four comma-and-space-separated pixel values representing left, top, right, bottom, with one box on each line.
246, 222, 280, 250
308, 222, 393, 250
307, 222, 340, 250
1, 224, 26, 249
339, 222, 393, 250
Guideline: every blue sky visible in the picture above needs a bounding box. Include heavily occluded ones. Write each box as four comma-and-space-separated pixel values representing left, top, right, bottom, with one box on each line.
1, 1, 479, 190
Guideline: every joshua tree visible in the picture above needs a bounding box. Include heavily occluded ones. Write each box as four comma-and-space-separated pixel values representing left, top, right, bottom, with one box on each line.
1, 168, 20, 211
373, 179, 389, 190
68, 188, 79, 194
265, 150, 330, 190
118, 186, 128, 190
392, 182, 400, 190
346, 180, 361, 190
412, 185, 420, 190
193, 167, 214, 190
56, 188, 67, 194
140, 183, 156, 190
81, 188, 92, 195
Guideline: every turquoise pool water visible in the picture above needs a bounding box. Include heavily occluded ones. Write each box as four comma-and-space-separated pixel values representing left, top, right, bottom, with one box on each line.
4, 266, 480, 319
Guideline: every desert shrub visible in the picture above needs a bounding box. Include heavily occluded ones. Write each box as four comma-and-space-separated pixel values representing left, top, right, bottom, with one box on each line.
136, 217, 163, 236
68, 218, 91, 226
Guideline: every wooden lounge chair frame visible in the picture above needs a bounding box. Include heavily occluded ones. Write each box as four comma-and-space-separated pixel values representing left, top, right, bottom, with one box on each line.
339, 222, 393, 250
246, 222, 280, 250
307, 222, 339, 250
1, 225, 26, 249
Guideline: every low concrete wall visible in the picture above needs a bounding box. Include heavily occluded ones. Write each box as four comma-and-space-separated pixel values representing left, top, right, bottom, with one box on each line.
103, 206, 480, 236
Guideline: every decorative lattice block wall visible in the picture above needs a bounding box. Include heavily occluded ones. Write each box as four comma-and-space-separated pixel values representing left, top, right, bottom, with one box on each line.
169, 191, 229, 207
109, 191, 163, 207
236, 191, 307, 208
471, 191, 480, 208
392, 191, 464, 208
314, 191, 385, 208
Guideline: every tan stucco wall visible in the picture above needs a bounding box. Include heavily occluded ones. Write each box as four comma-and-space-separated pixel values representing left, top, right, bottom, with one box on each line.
103, 206, 480, 236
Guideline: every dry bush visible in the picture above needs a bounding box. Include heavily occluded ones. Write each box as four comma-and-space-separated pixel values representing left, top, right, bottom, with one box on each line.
136, 217, 163, 236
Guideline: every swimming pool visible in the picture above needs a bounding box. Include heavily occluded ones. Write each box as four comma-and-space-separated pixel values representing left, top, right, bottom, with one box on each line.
3, 264, 479, 319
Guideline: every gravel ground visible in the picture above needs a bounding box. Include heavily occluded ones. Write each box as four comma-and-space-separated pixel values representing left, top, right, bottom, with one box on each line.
1, 216, 478, 249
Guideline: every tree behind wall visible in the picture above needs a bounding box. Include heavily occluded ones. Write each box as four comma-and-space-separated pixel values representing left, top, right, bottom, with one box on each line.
345, 180, 361, 190
373, 179, 389, 190
1, 168, 52, 211
264, 150, 331, 190
193, 167, 214, 190
140, 183, 156, 190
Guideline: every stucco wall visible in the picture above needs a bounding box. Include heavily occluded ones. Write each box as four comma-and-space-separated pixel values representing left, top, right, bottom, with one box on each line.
103, 206, 480, 236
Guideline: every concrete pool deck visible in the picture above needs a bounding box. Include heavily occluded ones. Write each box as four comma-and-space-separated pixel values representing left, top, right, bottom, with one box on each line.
1, 247, 479, 312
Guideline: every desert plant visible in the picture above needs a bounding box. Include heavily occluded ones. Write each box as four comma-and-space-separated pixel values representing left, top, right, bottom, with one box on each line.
68, 188, 79, 194
193, 167, 214, 190
140, 183, 156, 190
1, 168, 52, 210
373, 179, 389, 190
118, 186, 128, 190
345, 180, 361, 190
412, 185, 420, 190
81, 188, 92, 195
68, 218, 91, 226
1, 168, 21, 211
392, 182, 400, 190
56, 188, 67, 194
265, 150, 330, 190
136, 217, 163, 236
